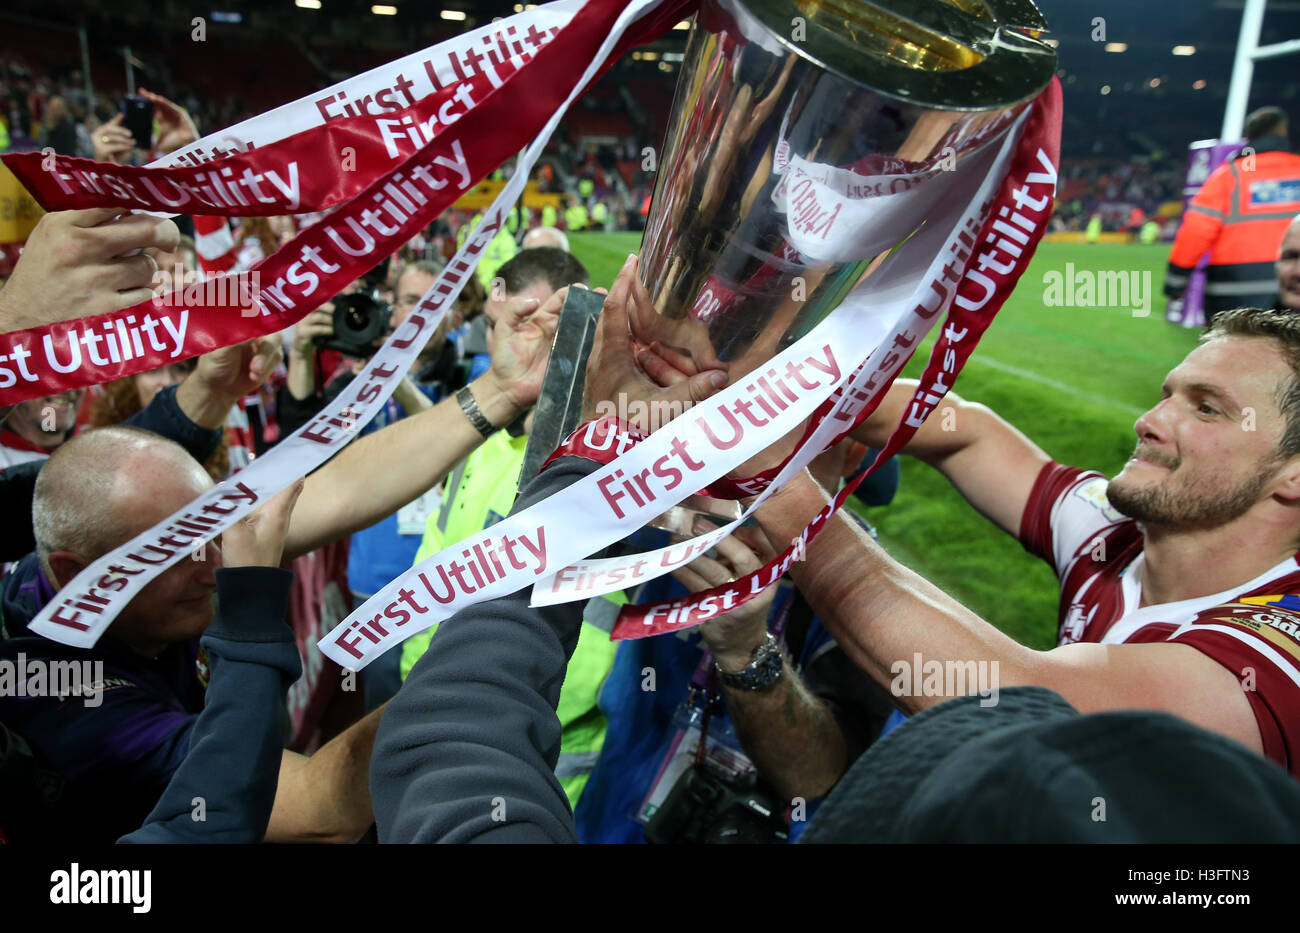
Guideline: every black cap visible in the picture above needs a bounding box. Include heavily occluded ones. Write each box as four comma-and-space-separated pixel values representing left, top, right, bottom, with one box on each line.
802, 686, 1300, 843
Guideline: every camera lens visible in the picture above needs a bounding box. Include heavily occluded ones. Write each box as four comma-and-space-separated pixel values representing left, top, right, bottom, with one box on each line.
346, 305, 370, 331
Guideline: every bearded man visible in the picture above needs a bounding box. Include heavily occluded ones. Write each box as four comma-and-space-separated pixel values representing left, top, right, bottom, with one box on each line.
748, 306, 1300, 775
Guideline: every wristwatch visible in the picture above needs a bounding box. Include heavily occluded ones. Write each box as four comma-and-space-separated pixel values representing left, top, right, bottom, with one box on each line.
715, 633, 784, 691
456, 385, 497, 439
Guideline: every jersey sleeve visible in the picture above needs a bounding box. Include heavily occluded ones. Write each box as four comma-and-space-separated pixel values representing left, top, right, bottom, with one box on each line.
1019, 461, 1125, 576
1164, 601, 1300, 777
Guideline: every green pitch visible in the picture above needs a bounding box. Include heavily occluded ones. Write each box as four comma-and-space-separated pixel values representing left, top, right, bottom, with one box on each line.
569, 233, 1196, 648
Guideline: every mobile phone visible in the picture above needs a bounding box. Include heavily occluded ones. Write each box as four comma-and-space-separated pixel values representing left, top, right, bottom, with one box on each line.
121, 95, 154, 150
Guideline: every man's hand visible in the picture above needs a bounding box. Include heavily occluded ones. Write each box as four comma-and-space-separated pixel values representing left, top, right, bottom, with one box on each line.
285, 305, 336, 400
0, 209, 180, 333
177, 336, 282, 429
673, 513, 851, 800
673, 520, 777, 672
478, 287, 562, 415
221, 479, 304, 569
582, 255, 727, 432
139, 88, 200, 155
291, 307, 334, 359
91, 113, 135, 163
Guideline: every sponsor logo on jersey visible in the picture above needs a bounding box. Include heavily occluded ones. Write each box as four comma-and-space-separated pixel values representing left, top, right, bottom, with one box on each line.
1071, 477, 1126, 524
1239, 594, 1300, 612
1205, 599, 1300, 662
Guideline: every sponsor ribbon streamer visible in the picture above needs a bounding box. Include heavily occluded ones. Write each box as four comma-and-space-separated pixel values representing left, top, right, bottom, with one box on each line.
22, 0, 691, 649
603, 78, 1064, 638
6, 2, 587, 211
0, 0, 693, 404
319, 78, 1061, 667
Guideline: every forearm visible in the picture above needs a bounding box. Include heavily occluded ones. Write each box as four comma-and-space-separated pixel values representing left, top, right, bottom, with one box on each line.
124, 383, 222, 464
285, 372, 521, 559
174, 373, 241, 430
759, 474, 1041, 712
268, 705, 384, 843
303, 706, 384, 837
849, 382, 1047, 535
722, 669, 848, 800
851, 380, 988, 464
285, 350, 317, 401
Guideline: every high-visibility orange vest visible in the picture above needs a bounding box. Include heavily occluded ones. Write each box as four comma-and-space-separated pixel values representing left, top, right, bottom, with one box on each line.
1165, 145, 1300, 318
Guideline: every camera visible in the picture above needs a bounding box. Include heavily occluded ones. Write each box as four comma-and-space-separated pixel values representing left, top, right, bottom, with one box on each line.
314, 289, 393, 357
644, 760, 789, 844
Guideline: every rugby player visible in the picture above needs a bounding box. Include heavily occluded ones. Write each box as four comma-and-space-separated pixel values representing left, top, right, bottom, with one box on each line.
758, 306, 1300, 775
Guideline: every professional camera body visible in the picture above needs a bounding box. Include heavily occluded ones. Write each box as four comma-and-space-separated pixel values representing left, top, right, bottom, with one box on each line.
644, 758, 789, 844
314, 288, 392, 357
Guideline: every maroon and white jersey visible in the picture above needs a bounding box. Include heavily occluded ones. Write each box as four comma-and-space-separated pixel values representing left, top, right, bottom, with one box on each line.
1020, 461, 1300, 776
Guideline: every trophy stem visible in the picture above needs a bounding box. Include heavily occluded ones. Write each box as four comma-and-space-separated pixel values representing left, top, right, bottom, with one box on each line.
516, 286, 607, 490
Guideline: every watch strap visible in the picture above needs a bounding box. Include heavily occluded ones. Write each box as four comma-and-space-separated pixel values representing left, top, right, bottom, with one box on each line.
457, 385, 496, 439
716, 633, 784, 691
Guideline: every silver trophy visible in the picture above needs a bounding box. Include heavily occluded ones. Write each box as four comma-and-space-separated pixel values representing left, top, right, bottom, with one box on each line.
521, 0, 1056, 501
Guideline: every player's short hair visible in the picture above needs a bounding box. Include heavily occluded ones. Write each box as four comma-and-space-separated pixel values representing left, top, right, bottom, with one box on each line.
497, 247, 589, 295
1245, 106, 1288, 141
1203, 307, 1300, 459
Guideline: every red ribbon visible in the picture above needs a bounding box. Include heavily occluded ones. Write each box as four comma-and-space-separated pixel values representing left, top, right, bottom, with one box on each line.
0, 0, 696, 407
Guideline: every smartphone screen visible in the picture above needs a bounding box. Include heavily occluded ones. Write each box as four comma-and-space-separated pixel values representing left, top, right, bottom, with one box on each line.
121, 95, 154, 150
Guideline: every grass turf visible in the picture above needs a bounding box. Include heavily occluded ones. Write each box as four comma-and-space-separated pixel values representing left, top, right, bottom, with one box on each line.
567, 233, 1198, 649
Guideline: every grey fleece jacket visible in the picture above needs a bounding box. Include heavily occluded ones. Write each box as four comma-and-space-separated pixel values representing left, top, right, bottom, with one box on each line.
371, 455, 602, 843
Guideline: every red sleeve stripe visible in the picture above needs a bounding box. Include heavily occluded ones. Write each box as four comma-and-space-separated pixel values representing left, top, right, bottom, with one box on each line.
1172, 623, 1300, 689
1019, 461, 1087, 562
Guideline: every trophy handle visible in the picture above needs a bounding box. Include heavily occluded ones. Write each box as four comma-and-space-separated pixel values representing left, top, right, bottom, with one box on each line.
516, 286, 606, 491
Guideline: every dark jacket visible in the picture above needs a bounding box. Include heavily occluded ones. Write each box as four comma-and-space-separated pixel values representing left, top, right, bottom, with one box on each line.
371, 455, 600, 842
122, 568, 300, 843
0, 564, 293, 843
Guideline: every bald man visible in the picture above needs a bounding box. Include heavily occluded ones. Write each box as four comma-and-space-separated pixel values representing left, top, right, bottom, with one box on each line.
0, 281, 567, 842
1277, 214, 1300, 313
0, 428, 379, 843
522, 226, 570, 252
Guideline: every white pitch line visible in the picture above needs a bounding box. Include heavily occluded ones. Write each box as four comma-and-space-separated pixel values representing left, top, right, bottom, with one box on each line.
964, 355, 1146, 417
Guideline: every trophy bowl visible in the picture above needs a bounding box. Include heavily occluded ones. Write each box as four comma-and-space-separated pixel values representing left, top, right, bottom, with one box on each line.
521, 0, 1056, 494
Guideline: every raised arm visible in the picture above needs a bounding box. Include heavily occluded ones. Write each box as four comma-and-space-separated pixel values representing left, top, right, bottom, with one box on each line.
283, 287, 558, 560
370, 257, 728, 842
756, 472, 1264, 755
123, 481, 303, 844
850, 379, 1052, 537
675, 526, 849, 800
